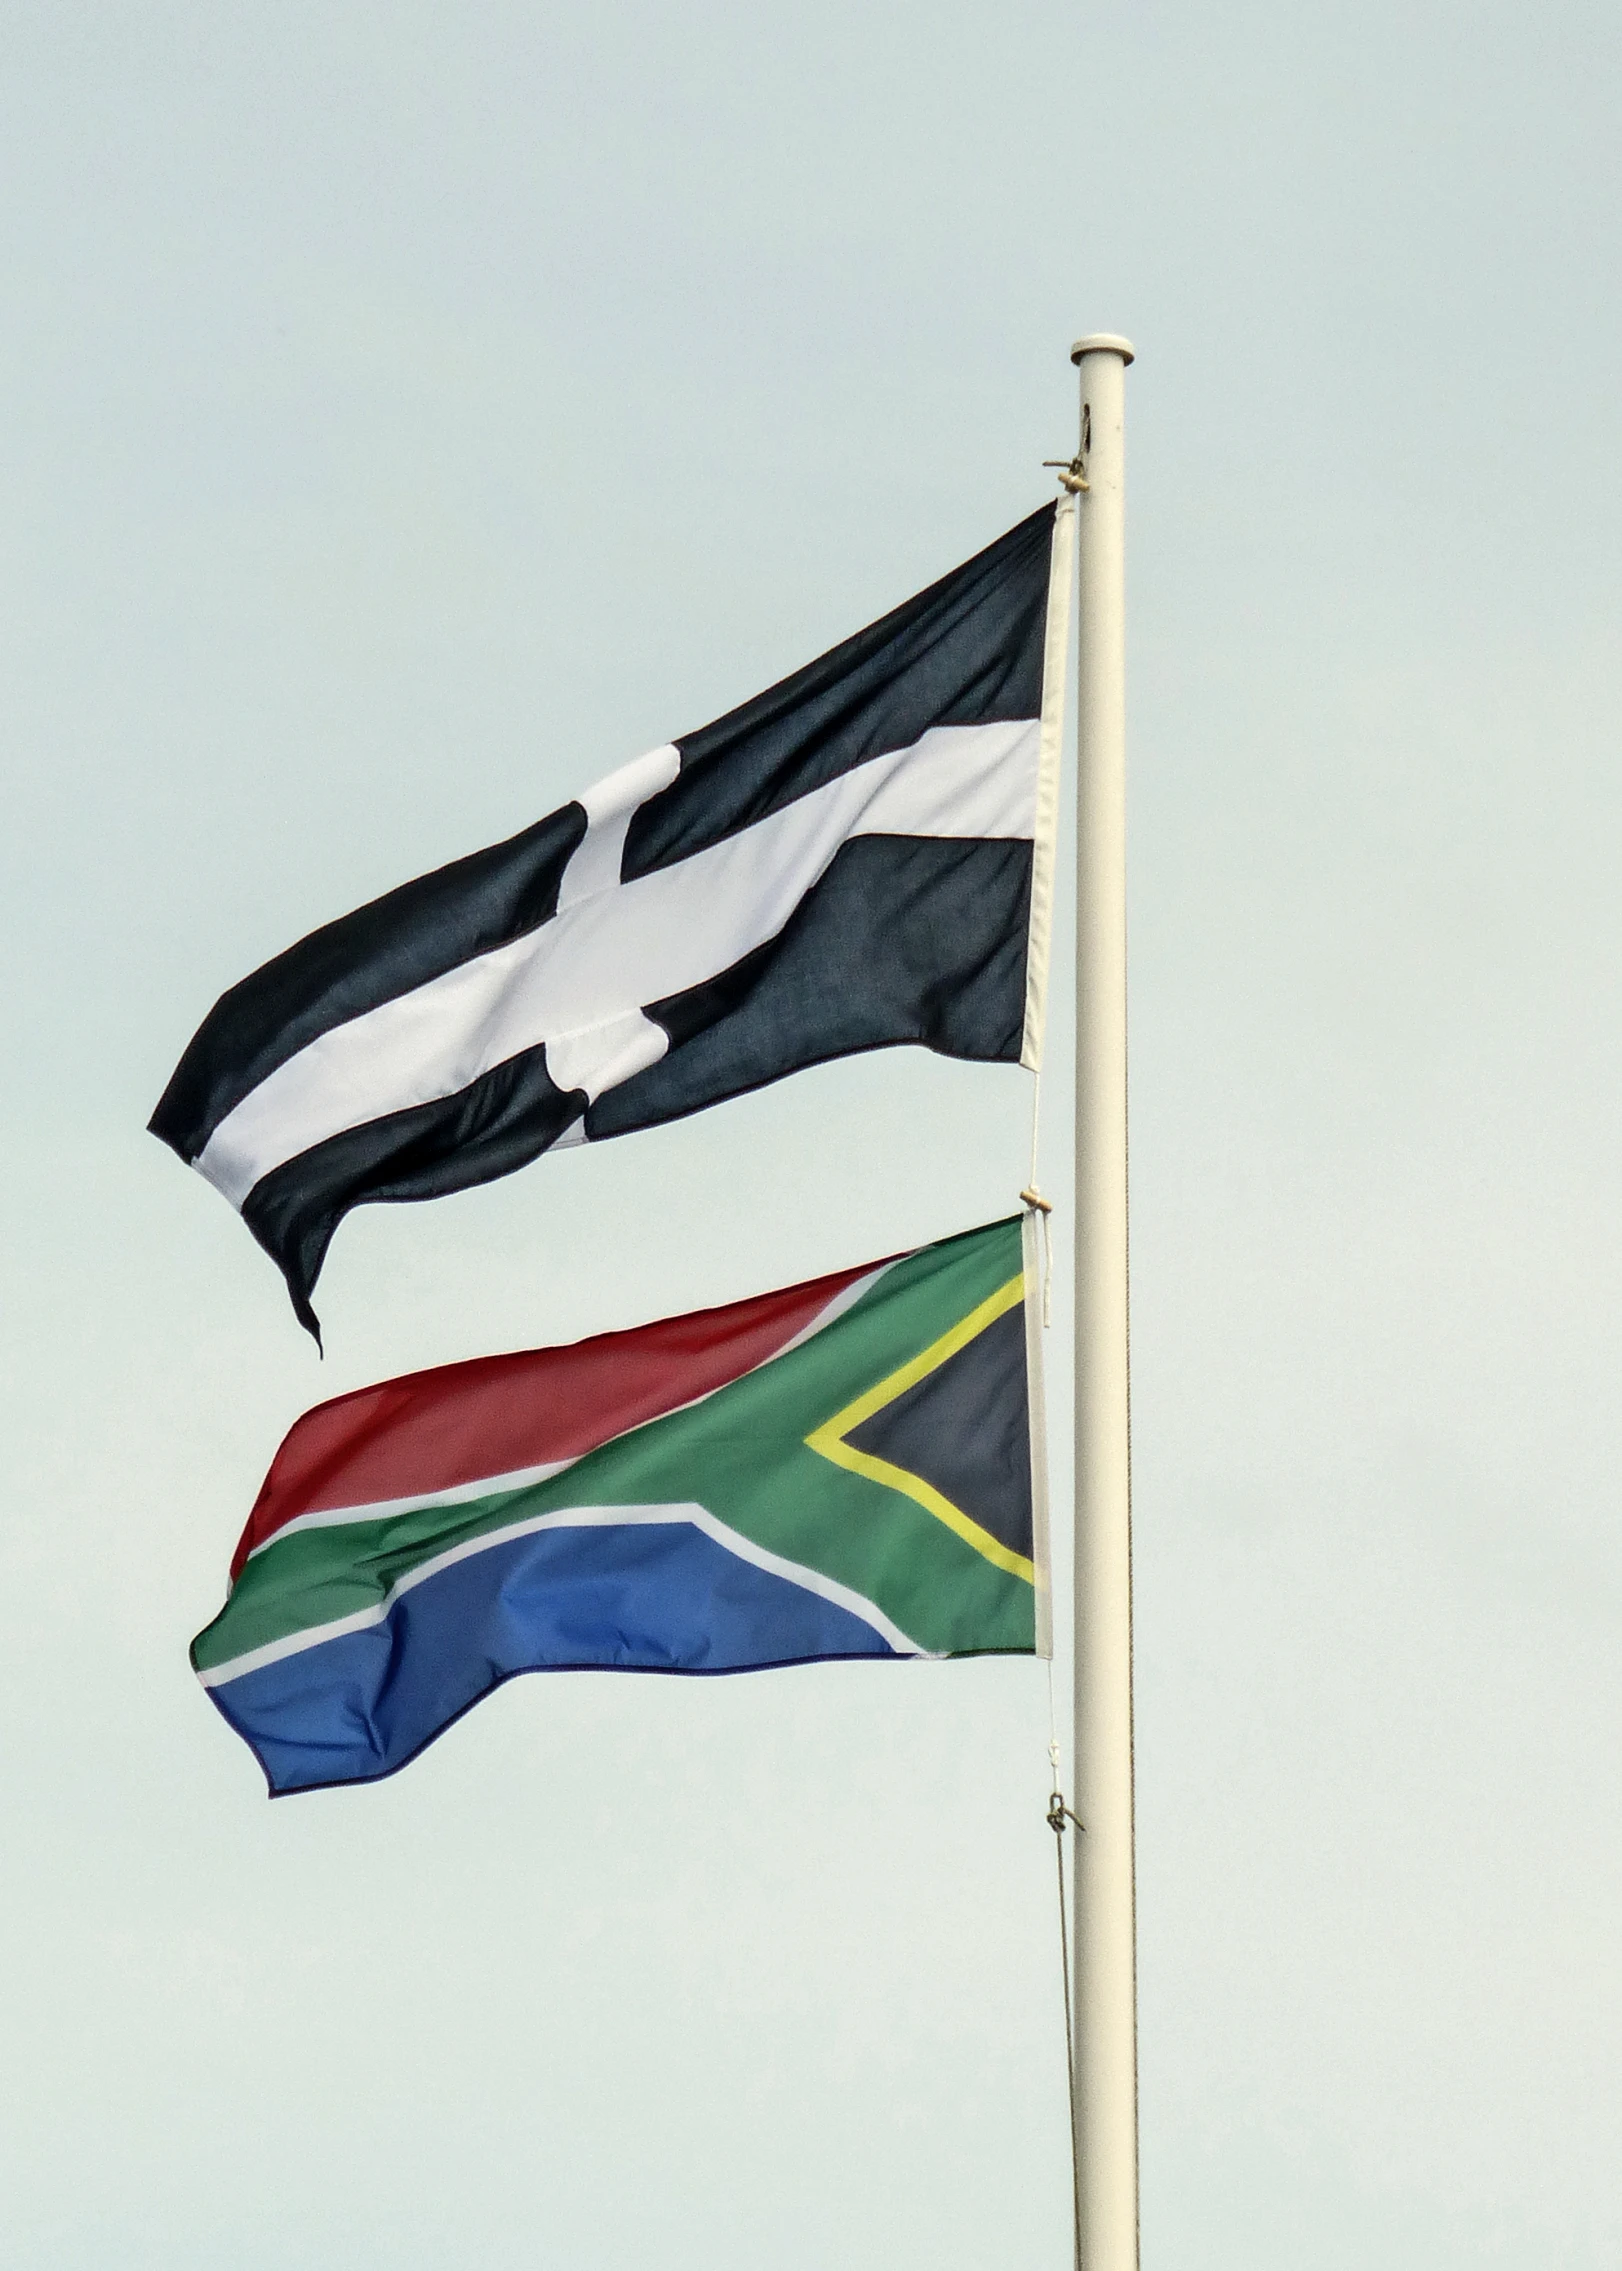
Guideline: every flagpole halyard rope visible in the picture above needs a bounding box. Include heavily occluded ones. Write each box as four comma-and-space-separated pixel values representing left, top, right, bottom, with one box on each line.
1023, 1070, 1055, 1326
1047, 1743, 1086, 2271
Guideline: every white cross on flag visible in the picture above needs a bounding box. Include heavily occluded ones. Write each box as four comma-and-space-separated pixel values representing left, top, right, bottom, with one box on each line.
150, 502, 1072, 1337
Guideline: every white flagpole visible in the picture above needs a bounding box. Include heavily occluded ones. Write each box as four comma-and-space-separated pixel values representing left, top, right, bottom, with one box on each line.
1069, 332, 1138, 2270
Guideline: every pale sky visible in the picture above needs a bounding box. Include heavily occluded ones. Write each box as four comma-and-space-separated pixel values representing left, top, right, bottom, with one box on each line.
2, 6, 1619, 2267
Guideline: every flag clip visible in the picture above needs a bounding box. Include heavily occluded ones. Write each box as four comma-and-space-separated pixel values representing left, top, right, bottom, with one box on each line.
1043, 456, 1089, 494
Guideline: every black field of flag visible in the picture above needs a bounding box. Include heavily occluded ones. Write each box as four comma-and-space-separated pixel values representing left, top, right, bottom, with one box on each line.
151, 501, 1074, 1336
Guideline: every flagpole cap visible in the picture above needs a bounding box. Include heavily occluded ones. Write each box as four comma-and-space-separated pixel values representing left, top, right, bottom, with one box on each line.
1070, 334, 1135, 366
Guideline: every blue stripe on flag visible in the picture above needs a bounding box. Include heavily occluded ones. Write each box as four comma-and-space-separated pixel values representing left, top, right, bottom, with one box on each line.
207, 1519, 902, 1794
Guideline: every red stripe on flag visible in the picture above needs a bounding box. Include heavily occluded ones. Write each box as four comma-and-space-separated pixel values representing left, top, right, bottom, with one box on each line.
231, 1258, 887, 1576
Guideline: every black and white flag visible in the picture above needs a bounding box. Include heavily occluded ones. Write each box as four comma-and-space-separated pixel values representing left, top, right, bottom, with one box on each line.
151, 499, 1074, 1335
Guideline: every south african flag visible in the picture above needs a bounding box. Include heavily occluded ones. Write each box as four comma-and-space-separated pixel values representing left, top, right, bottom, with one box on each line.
195, 1217, 1049, 1795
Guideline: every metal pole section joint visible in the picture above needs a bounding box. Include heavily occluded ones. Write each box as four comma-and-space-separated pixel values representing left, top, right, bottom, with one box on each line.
1069, 332, 1137, 2271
